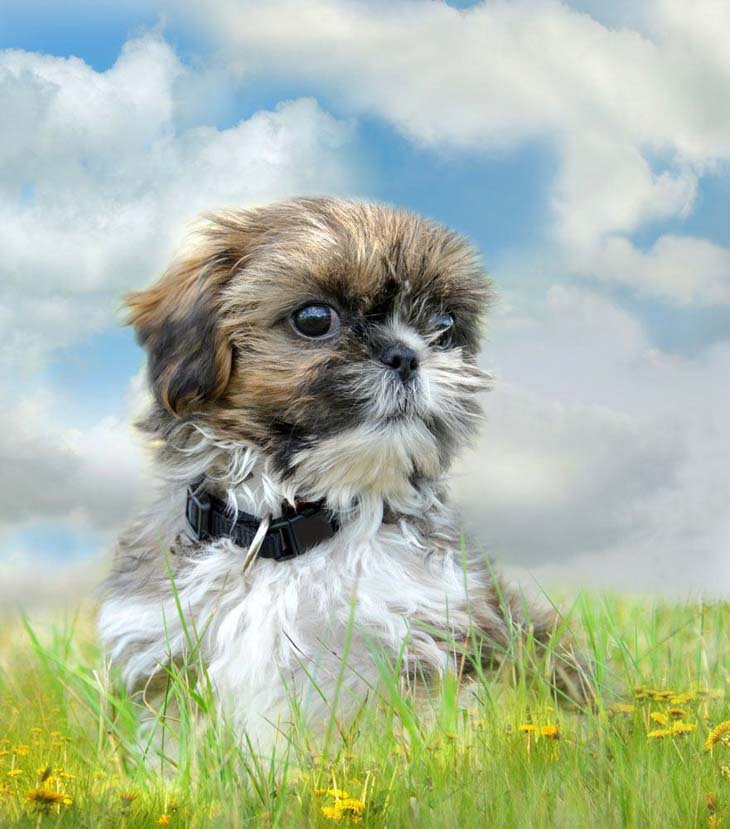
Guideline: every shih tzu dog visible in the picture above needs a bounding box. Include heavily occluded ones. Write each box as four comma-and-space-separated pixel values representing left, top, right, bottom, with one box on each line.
99, 197, 586, 755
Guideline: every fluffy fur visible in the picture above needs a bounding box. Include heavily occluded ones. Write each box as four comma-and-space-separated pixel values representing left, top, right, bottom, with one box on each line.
99, 198, 585, 755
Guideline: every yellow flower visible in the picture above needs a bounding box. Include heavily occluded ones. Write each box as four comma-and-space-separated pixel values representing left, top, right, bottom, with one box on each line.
119, 791, 138, 803
25, 788, 72, 809
321, 805, 341, 820
653, 690, 675, 699
540, 725, 560, 740
12, 745, 30, 756
7, 769, 23, 777
608, 703, 635, 715
339, 798, 365, 816
327, 788, 350, 799
647, 729, 671, 740
650, 712, 669, 726
671, 692, 697, 705
518, 724, 537, 734
30, 728, 43, 735
706, 722, 730, 751
708, 816, 722, 827
671, 722, 697, 735
158, 816, 171, 826
669, 708, 687, 719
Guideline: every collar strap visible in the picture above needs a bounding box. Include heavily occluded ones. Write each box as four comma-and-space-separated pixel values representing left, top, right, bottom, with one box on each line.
185, 480, 339, 562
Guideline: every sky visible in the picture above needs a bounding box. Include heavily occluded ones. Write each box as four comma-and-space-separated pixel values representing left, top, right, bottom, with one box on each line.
1, 0, 729, 604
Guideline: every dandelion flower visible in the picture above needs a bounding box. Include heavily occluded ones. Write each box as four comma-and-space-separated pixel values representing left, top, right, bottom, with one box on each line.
669, 708, 687, 719
652, 690, 675, 700
158, 815, 171, 826
339, 798, 365, 817
7, 769, 23, 777
119, 792, 137, 815
321, 805, 341, 819
671, 692, 697, 705
650, 712, 669, 726
540, 725, 560, 740
518, 724, 537, 734
705, 722, 730, 751
327, 788, 350, 799
671, 722, 697, 735
12, 745, 30, 756
647, 729, 671, 740
608, 704, 635, 715
25, 788, 72, 810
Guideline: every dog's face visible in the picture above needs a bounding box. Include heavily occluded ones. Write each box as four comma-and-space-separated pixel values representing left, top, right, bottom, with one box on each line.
130, 199, 491, 505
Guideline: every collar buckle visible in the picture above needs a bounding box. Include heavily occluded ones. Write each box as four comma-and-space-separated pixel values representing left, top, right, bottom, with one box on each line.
268, 506, 339, 561
186, 482, 212, 539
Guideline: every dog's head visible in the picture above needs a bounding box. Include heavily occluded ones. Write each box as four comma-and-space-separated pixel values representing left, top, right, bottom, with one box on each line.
129, 198, 492, 506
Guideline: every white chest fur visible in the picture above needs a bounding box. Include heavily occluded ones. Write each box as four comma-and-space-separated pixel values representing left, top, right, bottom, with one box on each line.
98, 506, 491, 750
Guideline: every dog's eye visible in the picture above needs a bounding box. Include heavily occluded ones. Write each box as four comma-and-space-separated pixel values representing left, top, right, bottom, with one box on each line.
431, 312, 455, 349
291, 304, 341, 339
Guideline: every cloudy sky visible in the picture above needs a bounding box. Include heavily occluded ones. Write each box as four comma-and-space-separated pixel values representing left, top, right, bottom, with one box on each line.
2, 0, 729, 603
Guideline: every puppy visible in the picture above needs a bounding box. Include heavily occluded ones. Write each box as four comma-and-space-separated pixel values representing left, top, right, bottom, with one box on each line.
99, 198, 585, 755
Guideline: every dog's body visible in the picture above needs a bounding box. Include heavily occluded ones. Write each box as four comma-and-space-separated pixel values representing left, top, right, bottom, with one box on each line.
99, 198, 575, 753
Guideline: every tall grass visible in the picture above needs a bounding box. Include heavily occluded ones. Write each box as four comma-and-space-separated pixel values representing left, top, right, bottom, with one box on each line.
1, 595, 730, 827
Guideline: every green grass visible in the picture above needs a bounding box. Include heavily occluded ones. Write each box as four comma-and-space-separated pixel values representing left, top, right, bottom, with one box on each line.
2, 595, 730, 827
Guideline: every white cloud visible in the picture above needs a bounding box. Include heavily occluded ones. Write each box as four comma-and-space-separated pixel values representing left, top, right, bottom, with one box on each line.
453, 285, 730, 593
0, 34, 356, 369
0, 372, 149, 539
573, 234, 730, 306
181, 0, 730, 300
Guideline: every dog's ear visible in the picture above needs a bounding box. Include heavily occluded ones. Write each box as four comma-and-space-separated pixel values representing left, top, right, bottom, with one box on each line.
126, 216, 253, 417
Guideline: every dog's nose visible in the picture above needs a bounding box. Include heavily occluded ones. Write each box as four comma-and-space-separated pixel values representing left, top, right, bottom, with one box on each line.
380, 345, 419, 383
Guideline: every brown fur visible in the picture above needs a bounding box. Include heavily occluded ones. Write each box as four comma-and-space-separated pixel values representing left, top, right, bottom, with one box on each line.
128, 198, 490, 451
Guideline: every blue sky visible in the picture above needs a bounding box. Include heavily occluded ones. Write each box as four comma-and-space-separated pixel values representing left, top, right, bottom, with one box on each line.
1, 0, 729, 599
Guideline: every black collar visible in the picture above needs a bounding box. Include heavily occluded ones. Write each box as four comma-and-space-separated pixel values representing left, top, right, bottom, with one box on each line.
185, 479, 339, 562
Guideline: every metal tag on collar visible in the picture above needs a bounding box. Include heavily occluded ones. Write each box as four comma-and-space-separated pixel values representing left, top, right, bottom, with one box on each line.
242, 512, 272, 575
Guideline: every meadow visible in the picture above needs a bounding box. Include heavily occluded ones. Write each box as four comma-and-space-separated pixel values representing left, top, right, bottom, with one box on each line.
2, 595, 730, 828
